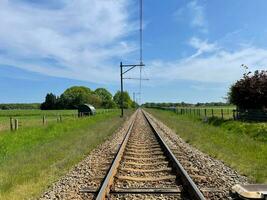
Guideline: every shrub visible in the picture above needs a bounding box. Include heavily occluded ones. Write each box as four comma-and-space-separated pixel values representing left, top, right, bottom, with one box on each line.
229, 69, 267, 110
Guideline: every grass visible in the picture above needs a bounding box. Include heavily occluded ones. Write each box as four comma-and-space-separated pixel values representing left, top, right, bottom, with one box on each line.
146, 108, 267, 183
0, 109, 77, 117
174, 106, 236, 119
0, 109, 132, 200
0, 109, 115, 132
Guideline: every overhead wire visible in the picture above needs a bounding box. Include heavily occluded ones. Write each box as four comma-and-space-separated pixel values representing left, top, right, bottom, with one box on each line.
139, 0, 143, 105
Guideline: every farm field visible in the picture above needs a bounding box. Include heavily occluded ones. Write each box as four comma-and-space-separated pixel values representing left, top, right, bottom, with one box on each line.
146, 108, 267, 183
0, 109, 131, 200
0, 109, 114, 132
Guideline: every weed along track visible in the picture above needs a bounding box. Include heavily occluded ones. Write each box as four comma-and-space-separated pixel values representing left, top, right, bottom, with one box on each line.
82, 109, 206, 200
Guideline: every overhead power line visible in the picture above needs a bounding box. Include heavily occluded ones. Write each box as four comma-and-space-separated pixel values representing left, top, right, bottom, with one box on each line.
119, 0, 146, 117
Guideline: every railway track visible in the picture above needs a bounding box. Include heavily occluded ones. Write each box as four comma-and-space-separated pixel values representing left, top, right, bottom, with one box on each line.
81, 109, 206, 200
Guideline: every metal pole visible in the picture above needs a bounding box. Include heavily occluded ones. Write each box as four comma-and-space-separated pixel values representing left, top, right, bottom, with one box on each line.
120, 62, 124, 117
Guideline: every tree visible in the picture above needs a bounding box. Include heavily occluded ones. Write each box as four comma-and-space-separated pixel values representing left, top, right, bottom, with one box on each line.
229, 70, 267, 110
41, 93, 59, 110
95, 88, 115, 108
113, 91, 132, 109
95, 88, 112, 101
60, 86, 95, 109
60, 86, 91, 108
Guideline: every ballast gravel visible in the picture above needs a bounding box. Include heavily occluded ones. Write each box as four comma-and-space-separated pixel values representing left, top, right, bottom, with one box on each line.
38, 113, 136, 200
144, 110, 250, 199
39, 110, 250, 200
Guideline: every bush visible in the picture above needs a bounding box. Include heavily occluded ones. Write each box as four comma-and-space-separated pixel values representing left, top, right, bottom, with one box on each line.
229, 69, 267, 110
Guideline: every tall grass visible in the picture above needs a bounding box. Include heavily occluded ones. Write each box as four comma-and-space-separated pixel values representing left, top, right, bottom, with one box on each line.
146, 108, 267, 183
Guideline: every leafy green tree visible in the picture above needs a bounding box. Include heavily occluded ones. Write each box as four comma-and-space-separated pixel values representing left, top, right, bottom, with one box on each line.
131, 101, 139, 108
95, 88, 112, 101
60, 86, 92, 108
113, 91, 132, 109
59, 86, 101, 109
41, 93, 58, 110
95, 88, 115, 108
229, 70, 267, 110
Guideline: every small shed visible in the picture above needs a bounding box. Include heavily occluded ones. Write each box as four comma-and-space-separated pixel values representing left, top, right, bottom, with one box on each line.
78, 104, 96, 116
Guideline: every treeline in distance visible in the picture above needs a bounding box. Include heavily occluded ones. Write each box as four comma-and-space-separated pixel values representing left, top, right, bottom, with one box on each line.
41, 86, 137, 110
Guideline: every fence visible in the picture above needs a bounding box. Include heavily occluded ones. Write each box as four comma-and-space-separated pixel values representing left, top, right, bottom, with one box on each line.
5, 109, 117, 132
152, 107, 267, 121
166, 107, 234, 120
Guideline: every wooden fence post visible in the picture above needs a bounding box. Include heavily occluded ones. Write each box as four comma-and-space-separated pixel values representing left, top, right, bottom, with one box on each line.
42, 115, 46, 125
15, 119, 19, 131
204, 109, 207, 117
10, 117, 13, 131
233, 110, 236, 120
211, 109, 214, 117
221, 109, 224, 119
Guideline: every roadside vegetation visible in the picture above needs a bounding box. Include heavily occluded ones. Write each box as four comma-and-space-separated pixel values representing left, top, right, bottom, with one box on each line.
0, 109, 132, 199
146, 108, 267, 183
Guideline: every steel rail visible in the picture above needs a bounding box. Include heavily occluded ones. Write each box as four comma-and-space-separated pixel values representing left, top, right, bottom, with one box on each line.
94, 109, 206, 200
142, 110, 206, 200
95, 113, 137, 200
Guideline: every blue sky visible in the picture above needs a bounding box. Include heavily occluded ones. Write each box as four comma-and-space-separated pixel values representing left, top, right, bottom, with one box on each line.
0, 0, 267, 104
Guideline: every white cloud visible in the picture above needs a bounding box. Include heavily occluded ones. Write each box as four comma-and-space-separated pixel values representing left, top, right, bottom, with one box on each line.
189, 37, 218, 57
188, 0, 207, 32
174, 1, 208, 33
147, 46, 267, 84
0, 0, 136, 83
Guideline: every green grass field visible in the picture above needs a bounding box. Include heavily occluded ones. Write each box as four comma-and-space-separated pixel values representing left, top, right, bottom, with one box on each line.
0, 109, 115, 132
0, 109, 132, 200
0, 109, 77, 117
146, 108, 267, 183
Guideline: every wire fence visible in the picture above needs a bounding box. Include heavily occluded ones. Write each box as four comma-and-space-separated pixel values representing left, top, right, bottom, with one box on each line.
150, 107, 267, 122
161, 107, 234, 120
1, 109, 117, 132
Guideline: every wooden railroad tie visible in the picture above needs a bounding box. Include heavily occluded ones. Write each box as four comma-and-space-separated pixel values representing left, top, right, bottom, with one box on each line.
123, 161, 169, 166
119, 167, 172, 173
116, 175, 177, 181
111, 187, 182, 194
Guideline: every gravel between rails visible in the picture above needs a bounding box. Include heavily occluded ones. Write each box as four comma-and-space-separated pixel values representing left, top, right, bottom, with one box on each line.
112, 111, 185, 199
38, 113, 136, 200
39, 110, 249, 200
144, 110, 250, 200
